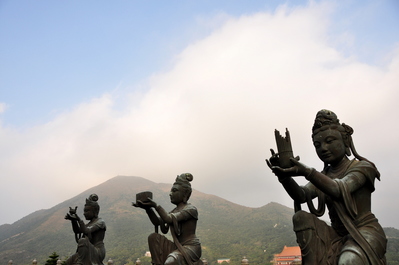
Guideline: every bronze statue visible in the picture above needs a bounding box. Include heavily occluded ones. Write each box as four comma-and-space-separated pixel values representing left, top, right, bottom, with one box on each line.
133, 173, 202, 265
65, 194, 106, 265
266, 109, 387, 265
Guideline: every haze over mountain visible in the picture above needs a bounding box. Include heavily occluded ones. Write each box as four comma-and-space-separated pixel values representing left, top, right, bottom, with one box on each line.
1, 176, 398, 265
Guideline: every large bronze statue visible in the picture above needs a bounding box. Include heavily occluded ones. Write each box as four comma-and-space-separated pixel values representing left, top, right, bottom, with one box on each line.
266, 110, 387, 264
133, 173, 202, 265
65, 194, 106, 265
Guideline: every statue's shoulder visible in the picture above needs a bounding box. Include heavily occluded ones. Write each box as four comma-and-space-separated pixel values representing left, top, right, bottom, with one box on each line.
182, 203, 198, 218
347, 159, 379, 189
348, 159, 376, 172
95, 218, 107, 229
183, 203, 197, 210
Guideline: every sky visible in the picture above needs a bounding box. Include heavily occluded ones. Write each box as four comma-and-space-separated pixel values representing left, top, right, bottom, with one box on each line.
1, 0, 399, 227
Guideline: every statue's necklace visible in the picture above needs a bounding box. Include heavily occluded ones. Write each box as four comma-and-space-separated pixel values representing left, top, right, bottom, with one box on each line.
328, 159, 352, 179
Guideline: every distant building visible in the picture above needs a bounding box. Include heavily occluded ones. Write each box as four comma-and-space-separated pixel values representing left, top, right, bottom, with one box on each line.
217, 258, 231, 264
271, 245, 301, 265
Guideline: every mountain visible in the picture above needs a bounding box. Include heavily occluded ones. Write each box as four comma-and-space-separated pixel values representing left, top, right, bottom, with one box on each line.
0, 176, 296, 265
1, 176, 398, 265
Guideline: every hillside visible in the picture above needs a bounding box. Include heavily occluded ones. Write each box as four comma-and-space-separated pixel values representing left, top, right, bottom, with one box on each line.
1, 176, 398, 265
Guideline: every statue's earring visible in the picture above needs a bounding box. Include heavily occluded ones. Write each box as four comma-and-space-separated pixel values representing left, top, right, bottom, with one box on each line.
345, 147, 351, 156
346, 135, 354, 157
343, 135, 351, 156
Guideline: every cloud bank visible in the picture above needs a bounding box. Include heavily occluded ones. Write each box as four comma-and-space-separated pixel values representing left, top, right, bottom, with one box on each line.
1, 3, 398, 227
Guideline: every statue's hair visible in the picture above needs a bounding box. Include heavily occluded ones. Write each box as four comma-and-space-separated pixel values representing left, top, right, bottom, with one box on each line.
174, 173, 193, 201
312, 109, 380, 180
85, 194, 100, 215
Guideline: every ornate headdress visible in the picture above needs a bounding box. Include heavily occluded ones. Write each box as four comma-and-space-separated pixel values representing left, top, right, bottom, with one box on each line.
174, 173, 193, 185
85, 194, 100, 214
312, 109, 353, 137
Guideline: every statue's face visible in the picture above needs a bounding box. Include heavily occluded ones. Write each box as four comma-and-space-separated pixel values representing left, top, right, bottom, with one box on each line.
83, 205, 95, 220
170, 184, 186, 205
312, 128, 346, 166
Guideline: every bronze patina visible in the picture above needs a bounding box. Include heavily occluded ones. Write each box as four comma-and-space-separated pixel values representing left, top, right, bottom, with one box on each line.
65, 194, 106, 265
267, 109, 387, 264
133, 173, 202, 265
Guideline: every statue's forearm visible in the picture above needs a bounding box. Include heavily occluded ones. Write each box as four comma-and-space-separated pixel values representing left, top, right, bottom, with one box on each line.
280, 177, 306, 203
146, 208, 161, 226
155, 205, 172, 224
78, 220, 89, 234
306, 169, 340, 199
71, 220, 80, 234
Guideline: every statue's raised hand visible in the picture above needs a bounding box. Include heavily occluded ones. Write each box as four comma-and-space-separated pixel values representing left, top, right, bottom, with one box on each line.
266, 149, 280, 167
269, 157, 312, 179
289, 158, 313, 176
267, 149, 307, 180
65, 206, 80, 221
65, 212, 80, 221
266, 149, 288, 181
133, 197, 157, 209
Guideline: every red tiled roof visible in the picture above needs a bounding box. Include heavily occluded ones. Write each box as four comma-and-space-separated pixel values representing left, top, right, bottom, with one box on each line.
275, 246, 301, 257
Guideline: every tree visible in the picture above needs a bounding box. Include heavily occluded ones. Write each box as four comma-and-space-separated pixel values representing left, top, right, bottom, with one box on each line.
45, 252, 60, 265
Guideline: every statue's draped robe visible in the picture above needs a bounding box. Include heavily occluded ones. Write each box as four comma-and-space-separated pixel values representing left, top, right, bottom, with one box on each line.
296, 160, 386, 264
66, 218, 106, 265
148, 204, 201, 265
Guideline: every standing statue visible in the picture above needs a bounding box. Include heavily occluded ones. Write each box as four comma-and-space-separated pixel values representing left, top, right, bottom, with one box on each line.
133, 173, 202, 265
65, 194, 106, 265
266, 109, 387, 264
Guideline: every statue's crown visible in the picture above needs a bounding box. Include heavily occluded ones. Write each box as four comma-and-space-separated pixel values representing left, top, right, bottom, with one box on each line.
312, 109, 353, 136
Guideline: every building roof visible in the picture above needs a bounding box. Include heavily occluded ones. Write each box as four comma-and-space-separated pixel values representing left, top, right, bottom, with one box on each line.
275, 246, 301, 257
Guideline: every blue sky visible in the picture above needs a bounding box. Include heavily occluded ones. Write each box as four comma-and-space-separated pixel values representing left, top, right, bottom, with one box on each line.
1, 0, 399, 227
1, 0, 287, 127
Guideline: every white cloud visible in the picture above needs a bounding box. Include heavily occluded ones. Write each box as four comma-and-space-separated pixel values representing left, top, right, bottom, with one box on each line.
0, 103, 7, 114
1, 2, 398, 227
